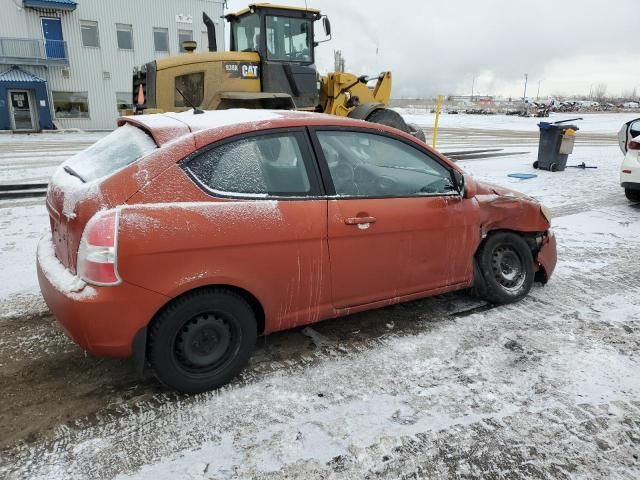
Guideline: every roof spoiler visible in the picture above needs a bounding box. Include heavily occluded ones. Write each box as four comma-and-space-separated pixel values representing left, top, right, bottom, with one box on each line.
203, 12, 218, 52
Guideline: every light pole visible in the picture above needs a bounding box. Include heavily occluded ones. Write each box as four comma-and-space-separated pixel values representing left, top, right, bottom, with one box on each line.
471, 76, 476, 102
537, 79, 543, 100
522, 73, 528, 103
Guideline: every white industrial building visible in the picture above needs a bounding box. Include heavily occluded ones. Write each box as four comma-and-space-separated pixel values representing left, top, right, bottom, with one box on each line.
0, 0, 225, 131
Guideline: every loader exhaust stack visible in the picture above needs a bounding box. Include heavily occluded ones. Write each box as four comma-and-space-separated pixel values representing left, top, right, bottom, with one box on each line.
203, 12, 218, 52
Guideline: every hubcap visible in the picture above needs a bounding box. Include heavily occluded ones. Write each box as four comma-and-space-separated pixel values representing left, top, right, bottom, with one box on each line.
491, 245, 525, 291
174, 313, 233, 370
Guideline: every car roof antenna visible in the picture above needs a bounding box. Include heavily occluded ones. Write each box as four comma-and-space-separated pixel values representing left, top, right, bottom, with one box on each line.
176, 87, 204, 114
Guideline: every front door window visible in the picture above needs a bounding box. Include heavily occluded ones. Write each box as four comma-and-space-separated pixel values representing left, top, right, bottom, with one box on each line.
10, 91, 34, 131
317, 130, 456, 197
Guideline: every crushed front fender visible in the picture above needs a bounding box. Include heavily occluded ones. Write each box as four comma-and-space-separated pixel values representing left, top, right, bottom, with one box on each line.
536, 229, 557, 283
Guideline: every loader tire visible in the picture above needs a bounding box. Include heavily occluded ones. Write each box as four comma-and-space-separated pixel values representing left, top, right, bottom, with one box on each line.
366, 108, 410, 134
407, 122, 426, 142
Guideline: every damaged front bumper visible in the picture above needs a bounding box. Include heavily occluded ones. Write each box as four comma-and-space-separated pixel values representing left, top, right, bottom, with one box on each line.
535, 229, 557, 283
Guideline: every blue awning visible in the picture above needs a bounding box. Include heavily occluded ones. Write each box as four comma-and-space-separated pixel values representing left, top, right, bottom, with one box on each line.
0, 66, 46, 83
23, 0, 77, 11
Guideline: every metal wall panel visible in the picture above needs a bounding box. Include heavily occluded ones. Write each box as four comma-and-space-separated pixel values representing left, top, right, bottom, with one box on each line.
1, 0, 225, 129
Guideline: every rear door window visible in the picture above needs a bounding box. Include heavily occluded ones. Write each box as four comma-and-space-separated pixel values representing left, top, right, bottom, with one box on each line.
63, 124, 157, 182
184, 131, 318, 197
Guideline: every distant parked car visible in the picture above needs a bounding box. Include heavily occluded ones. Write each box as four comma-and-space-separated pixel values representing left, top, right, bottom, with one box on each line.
37, 110, 557, 393
618, 118, 640, 201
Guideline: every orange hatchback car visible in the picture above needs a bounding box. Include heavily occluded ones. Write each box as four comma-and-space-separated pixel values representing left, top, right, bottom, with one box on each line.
37, 109, 556, 393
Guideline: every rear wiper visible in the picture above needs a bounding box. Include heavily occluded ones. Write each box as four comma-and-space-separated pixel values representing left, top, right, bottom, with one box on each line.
64, 165, 86, 183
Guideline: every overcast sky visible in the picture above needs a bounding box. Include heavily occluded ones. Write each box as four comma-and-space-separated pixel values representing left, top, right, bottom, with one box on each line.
223, 0, 640, 99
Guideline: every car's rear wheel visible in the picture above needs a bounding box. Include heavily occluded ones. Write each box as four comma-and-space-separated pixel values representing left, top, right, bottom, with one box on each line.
148, 288, 257, 393
476, 232, 534, 304
625, 188, 640, 201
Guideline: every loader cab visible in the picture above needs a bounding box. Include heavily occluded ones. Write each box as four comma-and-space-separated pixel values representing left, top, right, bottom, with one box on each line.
226, 4, 325, 108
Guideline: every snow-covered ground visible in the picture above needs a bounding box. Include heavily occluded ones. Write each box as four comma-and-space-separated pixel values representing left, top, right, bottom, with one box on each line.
1, 113, 639, 479
397, 109, 639, 134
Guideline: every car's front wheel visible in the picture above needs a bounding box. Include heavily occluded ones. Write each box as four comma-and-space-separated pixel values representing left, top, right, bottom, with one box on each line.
476, 232, 534, 304
625, 188, 640, 201
148, 288, 257, 393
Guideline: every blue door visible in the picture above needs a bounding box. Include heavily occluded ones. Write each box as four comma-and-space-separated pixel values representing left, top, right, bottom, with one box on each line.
41, 18, 64, 59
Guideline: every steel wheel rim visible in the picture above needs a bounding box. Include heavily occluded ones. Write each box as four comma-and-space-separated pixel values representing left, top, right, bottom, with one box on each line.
173, 313, 240, 374
491, 245, 525, 292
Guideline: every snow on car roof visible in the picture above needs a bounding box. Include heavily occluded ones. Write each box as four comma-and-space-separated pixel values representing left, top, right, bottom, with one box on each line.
118, 109, 358, 146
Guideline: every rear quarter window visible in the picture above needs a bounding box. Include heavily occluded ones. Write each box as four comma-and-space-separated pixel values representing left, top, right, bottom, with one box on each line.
64, 124, 158, 182
184, 132, 316, 197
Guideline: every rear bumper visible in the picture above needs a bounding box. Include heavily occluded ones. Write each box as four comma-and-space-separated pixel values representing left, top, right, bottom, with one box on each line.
621, 182, 640, 191
36, 235, 169, 357
536, 229, 557, 283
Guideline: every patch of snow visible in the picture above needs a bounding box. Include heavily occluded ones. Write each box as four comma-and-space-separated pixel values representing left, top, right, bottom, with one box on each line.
0, 204, 49, 303
166, 108, 314, 133
397, 110, 640, 133
36, 234, 95, 299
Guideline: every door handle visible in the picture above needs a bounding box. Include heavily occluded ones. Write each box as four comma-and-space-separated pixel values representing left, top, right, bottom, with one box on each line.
344, 216, 377, 225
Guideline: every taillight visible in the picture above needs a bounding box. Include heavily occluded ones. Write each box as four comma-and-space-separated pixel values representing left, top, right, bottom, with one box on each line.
629, 140, 640, 150
77, 210, 121, 285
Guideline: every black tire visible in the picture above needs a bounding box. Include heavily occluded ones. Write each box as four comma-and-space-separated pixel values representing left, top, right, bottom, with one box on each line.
407, 122, 427, 142
550, 163, 557, 172
476, 232, 534, 304
148, 288, 257, 393
625, 188, 640, 201
366, 108, 410, 134
532, 161, 539, 169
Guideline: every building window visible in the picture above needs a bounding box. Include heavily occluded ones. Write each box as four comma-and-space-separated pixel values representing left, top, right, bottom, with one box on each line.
53, 92, 90, 119
200, 31, 209, 52
153, 27, 169, 53
116, 92, 133, 111
178, 29, 193, 52
175, 72, 204, 107
80, 20, 100, 48
116, 23, 133, 50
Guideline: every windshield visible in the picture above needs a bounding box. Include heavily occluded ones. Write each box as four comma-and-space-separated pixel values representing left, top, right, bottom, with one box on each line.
266, 16, 312, 62
64, 124, 157, 182
232, 13, 261, 52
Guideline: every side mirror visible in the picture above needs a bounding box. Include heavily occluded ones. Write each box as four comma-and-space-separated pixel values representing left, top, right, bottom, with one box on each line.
451, 169, 464, 193
451, 170, 477, 198
323, 16, 331, 36
463, 174, 477, 199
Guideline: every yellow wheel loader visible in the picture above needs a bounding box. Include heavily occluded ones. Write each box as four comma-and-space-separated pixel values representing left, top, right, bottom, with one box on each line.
132, 3, 424, 140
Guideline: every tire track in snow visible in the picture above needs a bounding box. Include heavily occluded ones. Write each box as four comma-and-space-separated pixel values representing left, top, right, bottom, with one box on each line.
3, 232, 640, 480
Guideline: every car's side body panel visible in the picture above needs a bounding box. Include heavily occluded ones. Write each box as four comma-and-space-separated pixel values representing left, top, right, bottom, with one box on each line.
117, 199, 332, 334
620, 144, 640, 191
327, 196, 480, 309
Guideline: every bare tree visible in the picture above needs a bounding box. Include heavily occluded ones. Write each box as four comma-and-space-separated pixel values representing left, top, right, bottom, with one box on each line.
593, 83, 608, 102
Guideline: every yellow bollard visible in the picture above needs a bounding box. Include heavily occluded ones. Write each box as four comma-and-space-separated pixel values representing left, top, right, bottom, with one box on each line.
432, 95, 442, 148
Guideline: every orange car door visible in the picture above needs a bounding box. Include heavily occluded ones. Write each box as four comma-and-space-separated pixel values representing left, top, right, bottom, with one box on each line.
312, 128, 479, 309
